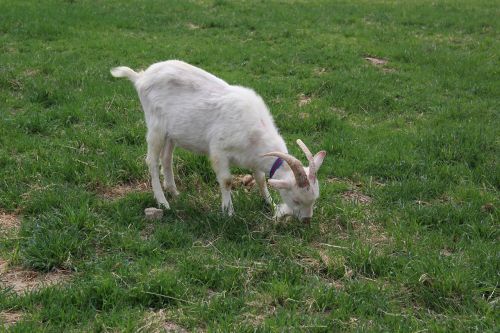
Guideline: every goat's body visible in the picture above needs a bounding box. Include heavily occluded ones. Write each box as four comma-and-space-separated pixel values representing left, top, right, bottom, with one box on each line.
132, 61, 286, 168
111, 60, 287, 212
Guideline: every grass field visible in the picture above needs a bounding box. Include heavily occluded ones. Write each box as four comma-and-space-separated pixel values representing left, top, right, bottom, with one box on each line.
0, 0, 498, 331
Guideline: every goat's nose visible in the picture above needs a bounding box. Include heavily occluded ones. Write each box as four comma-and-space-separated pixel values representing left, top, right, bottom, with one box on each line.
302, 217, 311, 224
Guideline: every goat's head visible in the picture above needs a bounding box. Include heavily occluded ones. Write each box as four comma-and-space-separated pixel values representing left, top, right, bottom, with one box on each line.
264, 140, 326, 223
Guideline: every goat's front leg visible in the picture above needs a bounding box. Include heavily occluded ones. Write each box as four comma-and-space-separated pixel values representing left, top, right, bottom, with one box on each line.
210, 154, 234, 216
254, 171, 273, 206
146, 131, 170, 209
160, 138, 180, 197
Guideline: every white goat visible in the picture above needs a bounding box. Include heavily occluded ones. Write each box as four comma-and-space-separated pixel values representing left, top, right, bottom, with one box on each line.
110, 60, 326, 222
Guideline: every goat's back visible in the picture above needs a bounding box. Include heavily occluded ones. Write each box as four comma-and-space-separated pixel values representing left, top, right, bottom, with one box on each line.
132, 61, 281, 159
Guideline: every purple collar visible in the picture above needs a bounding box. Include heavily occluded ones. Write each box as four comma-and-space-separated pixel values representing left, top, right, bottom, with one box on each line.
269, 158, 284, 178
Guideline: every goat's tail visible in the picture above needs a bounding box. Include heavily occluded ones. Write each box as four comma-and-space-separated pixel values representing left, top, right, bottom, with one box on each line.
110, 66, 140, 83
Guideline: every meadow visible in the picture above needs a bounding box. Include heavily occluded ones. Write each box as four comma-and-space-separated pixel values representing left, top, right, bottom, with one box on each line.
0, 0, 498, 331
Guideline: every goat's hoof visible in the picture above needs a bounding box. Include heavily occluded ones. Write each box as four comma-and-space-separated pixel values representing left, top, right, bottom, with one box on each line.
163, 184, 180, 197
158, 201, 170, 210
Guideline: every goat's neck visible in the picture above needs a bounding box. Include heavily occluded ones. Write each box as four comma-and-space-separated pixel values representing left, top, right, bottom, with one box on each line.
270, 162, 293, 181
259, 156, 293, 181
255, 136, 292, 179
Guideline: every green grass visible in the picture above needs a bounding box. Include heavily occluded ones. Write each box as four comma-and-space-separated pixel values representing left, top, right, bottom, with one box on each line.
0, 0, 498, 331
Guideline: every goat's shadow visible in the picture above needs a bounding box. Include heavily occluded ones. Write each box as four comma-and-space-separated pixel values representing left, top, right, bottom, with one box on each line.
136, 188, 318, 246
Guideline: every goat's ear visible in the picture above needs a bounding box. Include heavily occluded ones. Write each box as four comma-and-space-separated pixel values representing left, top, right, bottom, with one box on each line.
268, 179, 291, 189
313, 151, 326, 170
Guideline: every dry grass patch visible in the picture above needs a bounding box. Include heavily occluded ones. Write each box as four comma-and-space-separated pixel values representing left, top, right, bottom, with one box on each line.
298, 94, 312, 107
1, 311, 24, 328
243, 293, 276, 326
295, 253, 322, 273
330, 106, 347, 119
326, 176, 362, 188
0, 266, 72, 294
97, 181, 150, 200
0, 258, 8, 274
232, 174, 255, 189
23, 68, 40, 77
140, 222, 157, 241
21, 183, 57, 201
318, 219, 347, 239
139, 309, 189, 333
361, 222, 390, 247
312, 244, 351, 284
240, 311, 267, 328
0, 211, 20, 233
341, 190, 373, 205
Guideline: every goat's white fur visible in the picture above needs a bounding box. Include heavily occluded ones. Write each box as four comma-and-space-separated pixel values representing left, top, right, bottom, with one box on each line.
111, 60, 325, 221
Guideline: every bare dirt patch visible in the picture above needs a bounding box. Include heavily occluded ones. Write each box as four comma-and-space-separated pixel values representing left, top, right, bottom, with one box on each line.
0, 211, 20, 233
1, 311, 24, 328
0, 266, 72, 294
98, 181, 150, 200
186, 22, 200, 30
364, 56, 395, 73
313, 67, 327, 75
364, 56, 388, 66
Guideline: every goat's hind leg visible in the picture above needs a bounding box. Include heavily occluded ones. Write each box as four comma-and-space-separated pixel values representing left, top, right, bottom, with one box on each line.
160, 138, 180, 197
146, 130, 170, 209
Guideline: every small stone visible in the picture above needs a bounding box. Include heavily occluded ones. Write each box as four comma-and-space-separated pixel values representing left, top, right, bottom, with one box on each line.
144, 207, 163, 220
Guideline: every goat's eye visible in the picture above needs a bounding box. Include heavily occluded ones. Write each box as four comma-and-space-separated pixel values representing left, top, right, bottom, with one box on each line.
292, 199, 300, 205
